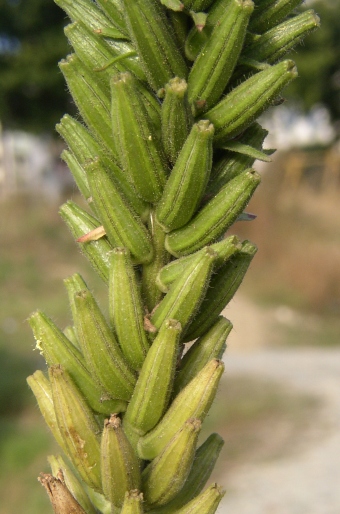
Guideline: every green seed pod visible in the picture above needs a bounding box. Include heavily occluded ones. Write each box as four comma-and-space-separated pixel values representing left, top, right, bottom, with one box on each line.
55, 0, 127, 38
141, 211, 171, 312
173, 483, 225, 514
174, 317, 232, 394
165, 169, 260, 257
95, 0, 128, 35
243, 10, 320, 65
62, 150, 91, 203
48, 455, 98, 514
63, 325, 80, 350
157, 235, 241, 293
65, 22, 146, 85
182, 0, 214, 9
205, 60, 298, 145
249, 0, 304, 34
27, 371, 67, 454
111, 72, 167, 203
49, 365, 102, 492
122, 0, 188, 91
142, 418, 202, 508
57, 116, 150, 220
123, 319, 182, 438
101, 414, 141, 507
60, 201, 113, 283
64, 273, 88, 334
138, 359, 224, 460
151, 433, 224, 513
206, 122, 268, 198
29, 311, 126, 414
121, 490, 144, 514
156, 120, 214, 232
109, 247, 150, 371
59, 54, 117, 158
188, 0, 254, 114
86, 157, 154, 264
161, 78, 193, 165
160, 0, 184, 11
150, 247, 217, 333
73, 287, 137, 401
169, 10, 189, 50
184, 240, 257, 341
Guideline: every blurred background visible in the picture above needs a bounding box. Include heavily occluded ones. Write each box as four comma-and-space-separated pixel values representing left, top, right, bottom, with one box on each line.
0, 0, 339, 512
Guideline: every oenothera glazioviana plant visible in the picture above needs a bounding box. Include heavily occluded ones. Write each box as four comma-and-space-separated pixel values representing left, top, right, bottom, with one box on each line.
27, 0, 319, 512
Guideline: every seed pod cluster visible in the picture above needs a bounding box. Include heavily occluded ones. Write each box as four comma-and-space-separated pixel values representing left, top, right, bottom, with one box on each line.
28, 0, 317, 512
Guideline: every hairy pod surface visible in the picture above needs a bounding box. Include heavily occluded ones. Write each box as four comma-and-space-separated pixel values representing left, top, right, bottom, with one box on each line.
142, 418, 202, 508
188, 0, 254, 113
60, 201, 113, 283
73, 287, 137, 400
156, 120, 214, 232
138, 359, 224, 460
111, 72, 167, 203
165, 169, 260, 257
109, 247, 150, 370
161, 77, 193, 165
122, 0, 188, 91
49, 365, 102, 492
185, 240, 258, 340
205, 59, 298, 144
101, 414, 141, 507
173, 483, 225, 513
86, 157, 154, 264
123, 319, 182, 436
249, 0, 304, 34
157, 235, 241, 292
121, 490, 144, 514
29, 311, 125, 414
150, 247, 217, 332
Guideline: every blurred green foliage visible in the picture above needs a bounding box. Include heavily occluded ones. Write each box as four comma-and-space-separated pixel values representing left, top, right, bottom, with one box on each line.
286, 0, 340, 125
0, 0, 74, 132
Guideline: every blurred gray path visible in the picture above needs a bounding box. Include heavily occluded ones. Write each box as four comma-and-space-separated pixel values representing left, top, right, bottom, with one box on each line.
219, 347, 340, 514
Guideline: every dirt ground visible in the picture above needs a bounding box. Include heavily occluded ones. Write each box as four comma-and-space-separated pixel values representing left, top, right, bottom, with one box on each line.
215, 295, 340, 514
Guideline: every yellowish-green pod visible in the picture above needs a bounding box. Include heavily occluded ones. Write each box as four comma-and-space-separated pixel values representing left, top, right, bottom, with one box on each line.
138, 359, 224, 460
156, 235, 241, 293
184, 240, 257, 341
109, 247, 150, 371
123, 319, 182, 437
151, 433, 224, 513
173, 483, 225, 514
59, 54, 118, 158
150, 247, 217, 333
93, 0, 128, 35
156, 120, 214, 232
101, 414, 141, 507
142, 419, 202, 508
122, 0, 188, 91
141, 211, 171, 312
59, 201, 113, 283
111, 72, 167, 203
174, 317, 232, 394
27, 371, 67, 454
121, 490, 144, 514
73, 287, 137, 401
249, 0, 304, 34
49, 366, 102, 492
187, 0, 254, 114
205, 59, 298, 144
29, 311, 126, 414
55, 0, 127, 38
165, 169, 260, 257
86, 157, 154, 264
161, 77, 193, 165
